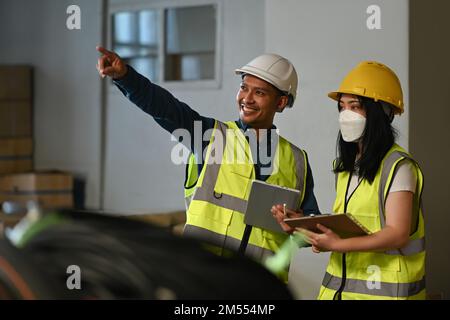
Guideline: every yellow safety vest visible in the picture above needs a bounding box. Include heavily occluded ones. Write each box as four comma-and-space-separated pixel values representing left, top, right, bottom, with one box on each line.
318, 144, 426, 300
183, 120, 307, 281
184, 151, 198, 210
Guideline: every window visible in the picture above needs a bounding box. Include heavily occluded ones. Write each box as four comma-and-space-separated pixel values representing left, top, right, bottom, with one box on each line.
164, 5, 216, 81
110, 2, 220, 87
112, 10, 161, 82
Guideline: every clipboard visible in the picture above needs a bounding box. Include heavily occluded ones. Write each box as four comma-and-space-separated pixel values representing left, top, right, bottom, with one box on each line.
283, 213, 371, 238
244, 180, 300, 233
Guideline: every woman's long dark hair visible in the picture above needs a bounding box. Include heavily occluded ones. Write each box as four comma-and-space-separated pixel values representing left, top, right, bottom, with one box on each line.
334, 96, 397, 183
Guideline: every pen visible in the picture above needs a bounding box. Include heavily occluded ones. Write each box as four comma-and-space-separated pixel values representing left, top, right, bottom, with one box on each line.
283, 203, 287, 218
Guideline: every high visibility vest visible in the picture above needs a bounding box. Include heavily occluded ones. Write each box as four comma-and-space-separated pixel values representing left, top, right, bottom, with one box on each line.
318, 144, 426, 300
184, 151, 199, 210
183, 120, 307, 281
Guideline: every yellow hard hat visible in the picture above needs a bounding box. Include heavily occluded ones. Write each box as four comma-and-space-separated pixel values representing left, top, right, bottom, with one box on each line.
328, 61, 404, 114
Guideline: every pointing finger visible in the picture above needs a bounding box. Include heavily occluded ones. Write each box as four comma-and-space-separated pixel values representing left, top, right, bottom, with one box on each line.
98, 55, 111, 72
96, 45, 114, 57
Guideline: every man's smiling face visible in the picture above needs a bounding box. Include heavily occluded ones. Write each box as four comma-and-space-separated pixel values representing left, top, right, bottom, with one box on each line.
236, 74, 287, 129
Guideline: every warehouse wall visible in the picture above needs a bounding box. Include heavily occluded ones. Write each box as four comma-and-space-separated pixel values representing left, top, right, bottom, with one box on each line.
265, 0, 410, 299
410, 0, 450, 299
0, 0, 103, 208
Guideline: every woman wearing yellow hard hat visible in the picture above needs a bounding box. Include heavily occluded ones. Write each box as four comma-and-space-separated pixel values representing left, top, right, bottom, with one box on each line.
314, 61, 425, 299
305, 61, 425, 299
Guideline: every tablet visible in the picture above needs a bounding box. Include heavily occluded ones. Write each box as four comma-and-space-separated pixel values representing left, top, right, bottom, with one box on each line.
244, 180, 300, 233
283, 213, 370, 238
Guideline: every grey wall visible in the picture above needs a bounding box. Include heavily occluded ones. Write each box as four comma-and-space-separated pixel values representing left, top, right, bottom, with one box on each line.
265, 0, 410, 299
0, 0, 103, 208
410, 0, 450, 299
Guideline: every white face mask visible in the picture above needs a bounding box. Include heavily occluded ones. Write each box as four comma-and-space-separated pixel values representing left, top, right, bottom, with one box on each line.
339, 110, 366, 142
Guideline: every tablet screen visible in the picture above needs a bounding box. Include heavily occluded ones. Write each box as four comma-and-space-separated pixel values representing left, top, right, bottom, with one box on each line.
244, 180, 300, 233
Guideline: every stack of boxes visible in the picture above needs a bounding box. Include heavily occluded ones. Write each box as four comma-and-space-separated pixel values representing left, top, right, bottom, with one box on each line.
0, 66, 33, 174
0, 66, 73, 227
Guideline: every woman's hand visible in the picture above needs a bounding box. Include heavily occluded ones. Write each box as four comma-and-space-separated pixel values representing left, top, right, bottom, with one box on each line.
296, 224, 342, 253
270, 204, 303, 234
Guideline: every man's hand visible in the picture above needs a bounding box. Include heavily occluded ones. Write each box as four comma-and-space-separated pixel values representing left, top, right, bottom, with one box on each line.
271, 204, 303, 234
96, 46, 128, 80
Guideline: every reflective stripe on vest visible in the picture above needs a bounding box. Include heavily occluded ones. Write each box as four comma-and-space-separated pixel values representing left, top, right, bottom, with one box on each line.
184, 196, 193, 212
184, 224, 275, 260
379, 151, 425, 256
292, 143, 306, 199
189, 122, 249, 212
322, 272, 426, 298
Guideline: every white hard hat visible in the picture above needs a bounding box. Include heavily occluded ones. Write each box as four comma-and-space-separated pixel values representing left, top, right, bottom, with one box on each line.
235, 53, 298, 107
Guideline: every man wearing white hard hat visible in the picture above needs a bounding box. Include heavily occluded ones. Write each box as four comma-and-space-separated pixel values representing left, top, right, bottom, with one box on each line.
96, 47, 319, 282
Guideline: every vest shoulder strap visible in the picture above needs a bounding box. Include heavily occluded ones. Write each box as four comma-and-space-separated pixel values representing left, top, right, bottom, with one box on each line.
280, 138, 307, 208
379, 149, 419, 220
379, 147, 425, 256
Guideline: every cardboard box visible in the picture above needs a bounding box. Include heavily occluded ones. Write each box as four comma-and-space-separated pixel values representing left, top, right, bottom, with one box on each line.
0, 171, 73, 209
0, 66, 32, 100
0, 101, 32, 137
0, 138, 33, 174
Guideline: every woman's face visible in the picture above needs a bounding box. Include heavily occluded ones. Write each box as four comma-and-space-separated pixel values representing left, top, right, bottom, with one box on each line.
339, 94, 366, 118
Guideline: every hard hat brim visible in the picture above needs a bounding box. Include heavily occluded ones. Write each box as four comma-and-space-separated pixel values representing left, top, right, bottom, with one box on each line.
328, 89, 371, 102
235, 68, 287, 95
327, 90, 404, 115
328, 91, 341, 102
